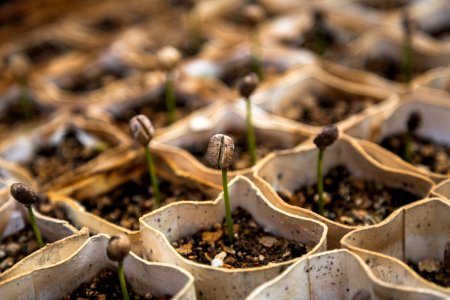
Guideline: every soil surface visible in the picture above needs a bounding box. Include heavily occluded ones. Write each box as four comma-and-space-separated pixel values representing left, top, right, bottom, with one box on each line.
114, 90, 208, 130
61, 268, 170, 300
408, 259, 450, 288
0, 96, 48, 131
25, 127, 110, 185
79, 171, 212, 230
221, 61, 283, 88
0, 225, 46, 273
380, 133, 450, 175
172, 207, 308, 268
360, 0, 409, 10
364, 54, 423, 83
271, 90, 375, 127
35, 194, 70, 222
277, 165, 420, 226
24, 40, 71, 65
184, 129, 297, 170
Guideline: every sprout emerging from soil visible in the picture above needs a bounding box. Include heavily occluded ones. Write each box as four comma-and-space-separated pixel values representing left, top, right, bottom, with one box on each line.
313, 125, 339, 216
238, 73, 259, 166
401, 9, 413, 85
129, 115, 162, 206
403, 111, 422, 162
10, 183, 44, 248
207, 134, 235, 243
9, 53, 34, 119
157, 46, 181, 124
312, 9, 328, 56
107, 233, 131, 300
243, 4, 266, 81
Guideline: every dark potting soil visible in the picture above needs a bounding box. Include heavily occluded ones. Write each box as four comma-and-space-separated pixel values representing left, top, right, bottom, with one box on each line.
277, 165, 420, 226
0, 225, 47, 273
380, 133, 450, 175
25, 127, 110, 185
60, 268, 171, 300
272, 91, 375, 127
57, 68, 132, 92
172, 207, 308, 268
79, 172, 212, 231
284, 22, 338, 56
24, 40, 71, 65
114, 90, 208, 130
0, 97, 48, 129
364, 54, 423, 83
221, 61, 283, 88
360, 0, 409, 10
423, 24, 450, 41
408, 259, 450, 288
184, 129, 295, 171
35, 194, 70, 222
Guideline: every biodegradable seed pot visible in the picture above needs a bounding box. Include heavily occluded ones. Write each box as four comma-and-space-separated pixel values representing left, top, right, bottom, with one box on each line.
0, 113, 131, 190
431, 178, 450, 200
347, 95, 450, 182
0, 234, 196, 300
250, 65, 398, 134
140, 176, 327, 300
153, 101, 310, 187
253, 134, 433, 249
341, 198, 450, 295
246, 249, 448, 300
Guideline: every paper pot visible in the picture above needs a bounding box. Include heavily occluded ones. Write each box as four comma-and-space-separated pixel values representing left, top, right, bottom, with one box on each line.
0, 234, 197, 300
140, 176, 327, 300
0, 113, 131, 190
341, 197, 450, 295
348, 94, 450, 182
45, 146, 221, 256
246, 249, 447, 300
253, 134, 434, 249
431, 178, 450, 200
413, 67, 450, 98
250, 65, 398, 134
153, 101, 311, 187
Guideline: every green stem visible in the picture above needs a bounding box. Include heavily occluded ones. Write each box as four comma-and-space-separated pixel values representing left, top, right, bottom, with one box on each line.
314, 25, 326, 56
28, 206, 44, 248
19, 79, 33, 120
146, 146, 162, 206
403, 35, 412, 85
118, 261, 130, 300
165, 72, 176, 124
317, 149, 325, 216
222, 169, 234, 243
246, 98, 257, 166
403, 131, 412, 162
251, 29, 264, 81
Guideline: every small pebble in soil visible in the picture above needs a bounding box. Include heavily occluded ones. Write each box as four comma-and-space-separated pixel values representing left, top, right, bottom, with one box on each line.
79, 172, 212, 231
60, 268, 171, 300
277, 165, 420, 226
0, 225, 45, 273
172, 207, 308, 268
380, 133, 450, 175
408, 259, 450, 287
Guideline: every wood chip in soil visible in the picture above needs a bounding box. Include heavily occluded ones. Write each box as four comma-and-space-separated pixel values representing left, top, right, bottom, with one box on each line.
60, 268, 171, 300
271, 90, 375, 126
114, 90, 208, 130
0, 225, 47, 273
24, 127, 110, 185
277, 165, 420, 226
408, 259, 450, 288
78, 172, 212, 231
184, 129, 298, 171
172, 207, 308, 268
380, 133, 450, 175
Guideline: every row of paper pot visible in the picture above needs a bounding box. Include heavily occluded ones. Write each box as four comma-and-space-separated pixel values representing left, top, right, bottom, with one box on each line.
0, 131, 449, 299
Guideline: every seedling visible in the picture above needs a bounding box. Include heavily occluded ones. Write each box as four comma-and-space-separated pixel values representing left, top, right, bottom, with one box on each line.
156, 46, 182, 124
207, 134, 235, 243
313, 125, 339, 216
129, 114, 162, 206
10, 183, 44, 248
107, 233, 131, 300
402, 9, 413, 85
312, 9, 328, 56
243, 4, 266, 81
9, 53, 33, 119
403, 111, 421, 162
237, 73, 259, 166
